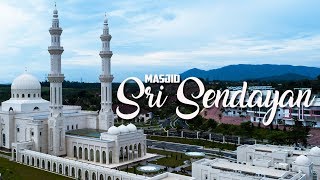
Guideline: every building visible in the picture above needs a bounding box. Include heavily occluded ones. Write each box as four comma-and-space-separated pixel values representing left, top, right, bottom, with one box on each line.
209, 86, 320, 127
0, 5, 196, 180
237, 144, 319, 179
283, 94, 320, 127
0, 3, 149, 169
192, 158, 310, 180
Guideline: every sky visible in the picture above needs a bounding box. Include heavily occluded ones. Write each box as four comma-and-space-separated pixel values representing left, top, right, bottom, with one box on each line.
1, 0, 320, 83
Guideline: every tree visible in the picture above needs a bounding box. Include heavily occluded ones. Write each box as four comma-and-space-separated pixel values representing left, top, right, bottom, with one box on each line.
207, 119, 218, 130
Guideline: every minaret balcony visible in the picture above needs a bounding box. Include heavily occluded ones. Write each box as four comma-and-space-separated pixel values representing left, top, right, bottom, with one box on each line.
48, 74, 65, 83
99, 50, 113, 58
99, 75, 114, 82
48, 46, 64, 54
49, 28, 63, 35
100, 34, 112, 41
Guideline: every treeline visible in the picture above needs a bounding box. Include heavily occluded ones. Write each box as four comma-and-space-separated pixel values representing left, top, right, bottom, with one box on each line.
187, 115, 309, 146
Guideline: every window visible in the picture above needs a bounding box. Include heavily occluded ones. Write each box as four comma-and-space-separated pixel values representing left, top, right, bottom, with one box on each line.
76, 124, 78, 129
28, 94, 30, 98
17, 128, 20, 132
40, 132, 42, 136
17, 94, 19, 98
314, 111, 320, 115
31, 132, 34, 136
72, 125, 74, 130
33, 94, 36, 98
67, 126, 69, 130
13, 94, 14, 98
22, 94, 25, 98
2, 134, 5, 146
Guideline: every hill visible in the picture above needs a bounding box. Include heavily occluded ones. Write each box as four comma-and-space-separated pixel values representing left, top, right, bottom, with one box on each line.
180, 64, 320, 81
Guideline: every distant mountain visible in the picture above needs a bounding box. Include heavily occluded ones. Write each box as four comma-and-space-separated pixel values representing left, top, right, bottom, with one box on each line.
253, 73, 312, 81
180, 64, 320, 81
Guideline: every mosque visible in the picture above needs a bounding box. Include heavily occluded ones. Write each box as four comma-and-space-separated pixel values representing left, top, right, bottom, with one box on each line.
0, 4, 149, 169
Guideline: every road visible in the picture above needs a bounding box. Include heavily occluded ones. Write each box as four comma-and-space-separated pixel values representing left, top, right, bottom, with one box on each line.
147, 139, 237, 159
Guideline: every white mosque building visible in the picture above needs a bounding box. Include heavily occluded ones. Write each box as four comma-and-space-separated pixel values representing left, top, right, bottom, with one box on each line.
0, 5, 172, 180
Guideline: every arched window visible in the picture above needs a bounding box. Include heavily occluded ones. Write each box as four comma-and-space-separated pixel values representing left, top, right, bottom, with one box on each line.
9, 107, 13, 112
79, 147, 82, 159
22, 94, 25, 98
28, 94, 30, 98
85, 171, 89, 180
71, 167, 75, 177
90, 149, 94, 161
65, 166, 69, 176
47, 161, 51, 171
78, 169, 82, 179
59, 164, 62, 174
85, 148, 88, 160
17, 94, 19, 98
96, 150, 100, 162
33, 94, 36, 98
73, 146, 77, 158
92, 172, 96, 180
33, 107, 40, 111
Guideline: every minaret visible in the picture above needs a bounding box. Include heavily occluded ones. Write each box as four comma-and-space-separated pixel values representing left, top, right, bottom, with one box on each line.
47, 4, 66, 156
98, 14, 114, 130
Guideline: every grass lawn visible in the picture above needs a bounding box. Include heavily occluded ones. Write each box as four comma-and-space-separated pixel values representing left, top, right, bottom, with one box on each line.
148, 135, 237, 151
0, 157, 70, 180
147, 148, 190, 168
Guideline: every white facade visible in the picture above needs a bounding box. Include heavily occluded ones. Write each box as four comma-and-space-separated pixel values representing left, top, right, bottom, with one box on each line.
98, 15, 114, 131
192, 158, 308, 180
237, 144, 319, 179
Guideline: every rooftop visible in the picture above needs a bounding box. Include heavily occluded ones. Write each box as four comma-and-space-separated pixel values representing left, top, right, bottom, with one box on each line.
66, 128, 107, 138
195, 159, 303, 179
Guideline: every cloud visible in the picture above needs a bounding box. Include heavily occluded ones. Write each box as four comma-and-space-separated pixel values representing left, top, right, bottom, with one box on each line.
1, 0, 320, 83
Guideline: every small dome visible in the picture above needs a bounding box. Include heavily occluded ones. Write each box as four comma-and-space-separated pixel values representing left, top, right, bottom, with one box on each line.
108, 126, 119, 135
295, 155, 311, 166
12, 73, 41, 90
127, 123, 137, 132
118, 124, 129, 133
310, 146, 320, 156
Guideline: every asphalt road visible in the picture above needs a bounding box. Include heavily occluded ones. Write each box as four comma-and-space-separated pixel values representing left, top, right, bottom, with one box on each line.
147, 139, 237, 159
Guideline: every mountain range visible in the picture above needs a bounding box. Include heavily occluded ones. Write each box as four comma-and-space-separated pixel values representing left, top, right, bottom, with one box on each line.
180, 64, 320, 81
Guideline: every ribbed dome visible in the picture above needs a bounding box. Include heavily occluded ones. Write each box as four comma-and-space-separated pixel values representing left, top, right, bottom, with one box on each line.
118, 124, 129, 133
127, 123, 137, 132
12, 73, 41, 90
108, 126, 120, 135
310, 146, 320, 156
295, 155, 311, 166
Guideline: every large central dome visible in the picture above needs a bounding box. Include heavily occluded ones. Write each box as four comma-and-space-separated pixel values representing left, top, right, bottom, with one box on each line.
11, 73, 41, 90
